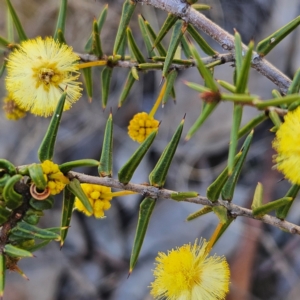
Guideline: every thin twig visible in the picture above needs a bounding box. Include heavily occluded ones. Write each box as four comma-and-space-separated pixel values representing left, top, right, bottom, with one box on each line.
68, 171, 300, 235
138, 0, 292, 94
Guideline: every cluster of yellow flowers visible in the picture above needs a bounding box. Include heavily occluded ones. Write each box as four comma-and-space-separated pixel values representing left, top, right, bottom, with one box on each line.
41, 160, 69, 195
74, 184, 112, 218
128, 112, 159, 143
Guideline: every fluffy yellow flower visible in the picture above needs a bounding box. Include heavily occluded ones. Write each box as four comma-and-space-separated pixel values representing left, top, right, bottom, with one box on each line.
41, 160, 69, 195
150, 239, 230, 300
128, 112, 159, 143
3, 93, 26, 120
74, 184, 113, 218
6, 36, 82, 117
272, 107, 300, 184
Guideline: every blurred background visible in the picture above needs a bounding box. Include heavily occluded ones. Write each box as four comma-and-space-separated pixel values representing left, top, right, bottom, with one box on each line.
0, 0, 300, 299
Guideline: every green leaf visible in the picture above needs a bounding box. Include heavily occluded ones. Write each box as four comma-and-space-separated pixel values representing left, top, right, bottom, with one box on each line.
287, 68, 300, 95
253, 197, 293, 216
185, 101, 218, 141
67, 178, 93, 214
237, 113, 267, 139
82, 67, 93, 102
28, 163, 47, 190
256, 16, 300, 56
220, 93, 256, 103
11, 222, 61, 241
101, 66, 113, 110
272, 89, 282, 99
99, 113, 113, 177
118, 71, 136, 108
0, 174, 11, 194
276, 184, 300, 219
85, 4, 108, 53
0, 61, 7, 78
251, 182, 263, 210
206, 152, 242, 202
234, 30, 243, 77
22, 240, 50, 253
127, 27, 146, 63
149, 118, 184, 188
162, 69, 177, 106
181, 35, 192, 58
189, 40, 219, 92
113, 0, 136, 55
153, 13, 178, 50
23, 209, 43, 225
0, 253, 5, 299
187, 24, 217, 56
38, 92, 67, 162
138, 63, 163, 70
29, 196, 54, 211
118, 128, 158, 184
0, 36, 10, 48
56, 29, 67, 44
0, 206, 12, 226
254, 94, 300, 109
117, 34, 127, 58
4, 244, 33, 258
217, 80, 236, 93
6, 5, 14, 42
144, 22, 176, 96
222, 130, 253, 200
129, 197, 156, 274
91, 18, 103, 58
186, 206, 212, 221
184, 81, 211, 93
138, 15, 155, 58
162, 20, 187, 78
268, 109, 282, 131
0, 159, 16, 176
170, 191, 198, 201
131, 66, 139, 80
5, 0, 27, 41
59, 159, 99, 174
191, 4, 211, 11
144, 19, 167, 56
236, 40, 254, 94
228, 104, 243, 175
60, 187, 75, 247
54, 0, 68, 41
2, 174, 23, 210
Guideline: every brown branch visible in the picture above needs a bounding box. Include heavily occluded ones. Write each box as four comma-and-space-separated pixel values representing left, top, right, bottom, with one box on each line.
68, 171, 300, 235
138, 0, 292, 94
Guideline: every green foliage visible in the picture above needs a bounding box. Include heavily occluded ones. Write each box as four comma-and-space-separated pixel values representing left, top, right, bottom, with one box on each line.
0, 0, 300, 298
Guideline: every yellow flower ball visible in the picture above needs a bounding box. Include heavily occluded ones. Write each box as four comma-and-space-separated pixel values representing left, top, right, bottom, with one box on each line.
128, 112, 159, 143
273, 107, 300, 184
150, 239, 230, 300
74, 184, 113, 218
41, 160, 69, 195
6, 37, 82, 117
